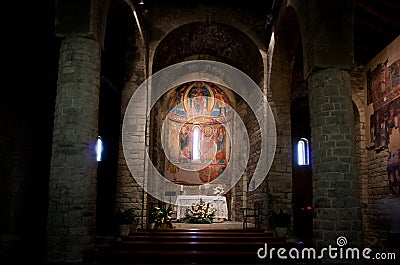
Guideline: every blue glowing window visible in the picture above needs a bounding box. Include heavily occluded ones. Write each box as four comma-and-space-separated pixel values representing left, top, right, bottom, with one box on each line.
96, 136, 103, 162
297, 138, 309, 166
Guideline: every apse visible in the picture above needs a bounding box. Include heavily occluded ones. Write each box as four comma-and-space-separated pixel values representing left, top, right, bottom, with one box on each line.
162, 81, 235, 186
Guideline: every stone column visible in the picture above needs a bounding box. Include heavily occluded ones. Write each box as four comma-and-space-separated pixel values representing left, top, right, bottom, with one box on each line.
46, 36, 100, 262
308, 68, 362, 249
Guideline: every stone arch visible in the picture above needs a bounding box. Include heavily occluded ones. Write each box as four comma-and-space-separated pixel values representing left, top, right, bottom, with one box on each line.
148, 4, 267, 73
270, 5, 301, 101
101, 0, 148, 231
152, 21, 264, 86
149, 20, 266, 223
267, 4, 302, 221
352, 93, 366, 124
352, 93, 368, 244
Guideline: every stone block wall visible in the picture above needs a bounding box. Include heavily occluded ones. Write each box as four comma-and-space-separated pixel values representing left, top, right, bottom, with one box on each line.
266, 100, 293, 218
358, 36, 400, 250
308, 68, 362, 249
47, 36, 100, 262
116, 30, 148, 228
350, 63, 369, 246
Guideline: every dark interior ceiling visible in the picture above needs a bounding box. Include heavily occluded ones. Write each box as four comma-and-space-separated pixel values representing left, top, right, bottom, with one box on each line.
140, 0, 399, 65
43, 0, 400, 79
354, 0, 400, 64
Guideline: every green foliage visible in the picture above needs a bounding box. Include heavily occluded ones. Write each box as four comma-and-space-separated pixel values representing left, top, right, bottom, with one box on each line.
150, 201, 173, 229
114, 208, 139, 225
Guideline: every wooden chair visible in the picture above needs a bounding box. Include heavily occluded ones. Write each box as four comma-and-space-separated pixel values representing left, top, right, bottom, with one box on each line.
242, 202, 262, 229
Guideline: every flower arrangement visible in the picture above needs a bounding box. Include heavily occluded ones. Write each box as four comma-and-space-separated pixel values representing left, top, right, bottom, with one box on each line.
184, 198, 216, 224
213, 186, 224, 196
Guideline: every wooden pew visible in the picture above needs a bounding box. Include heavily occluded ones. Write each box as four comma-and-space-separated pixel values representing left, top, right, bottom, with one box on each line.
109, 240, 303, 251
87, 247, 306, 264
122, 229, 279, 242
131, 229, 274, 236
87, 244, 307, 264
121, 235, 287, 242
84, 228, 308, 265
136, 228, 267, 233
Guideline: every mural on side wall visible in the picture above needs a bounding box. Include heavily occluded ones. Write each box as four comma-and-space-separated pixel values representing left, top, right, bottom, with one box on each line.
368, 58, 400, 197
163, 81, 232, 187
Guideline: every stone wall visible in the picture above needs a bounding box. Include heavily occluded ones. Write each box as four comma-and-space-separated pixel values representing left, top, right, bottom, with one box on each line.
361, 36, 400, 250
233, 96, 266, 225
47, 36, 100, 262
350, 63, 369, 248
116, 27, 148, 228
308, 68, 362, 249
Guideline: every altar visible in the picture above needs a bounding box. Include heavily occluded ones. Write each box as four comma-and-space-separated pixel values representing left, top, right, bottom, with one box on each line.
175, 195, 228, 221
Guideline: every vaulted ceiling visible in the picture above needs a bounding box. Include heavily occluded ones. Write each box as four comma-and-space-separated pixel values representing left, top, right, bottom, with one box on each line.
46, 0, 400, 77
354, 0, 400, 64
138, 0, 400, 64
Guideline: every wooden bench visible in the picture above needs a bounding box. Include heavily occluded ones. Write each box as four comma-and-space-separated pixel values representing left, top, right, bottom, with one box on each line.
111, 240, 302, 249
86, 246, 306, 264
122, 229, 277, 241
132, 229, 273, 235
136, 228, 267, 232
121, 235, 288, 243
84, 228, 308, 264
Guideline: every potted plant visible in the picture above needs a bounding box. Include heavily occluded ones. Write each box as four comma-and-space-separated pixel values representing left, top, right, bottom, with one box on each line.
150, 201, 173, 230
268, 209, 291, 237
114, 208, 139, 236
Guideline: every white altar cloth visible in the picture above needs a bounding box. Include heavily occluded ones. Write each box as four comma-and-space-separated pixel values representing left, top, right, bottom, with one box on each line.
175, 195, 228, 220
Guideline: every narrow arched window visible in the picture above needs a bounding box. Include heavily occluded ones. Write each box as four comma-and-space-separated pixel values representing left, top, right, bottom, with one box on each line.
297, 138, 309, 166
192, 126, 201, 160
96, 136, 103, 162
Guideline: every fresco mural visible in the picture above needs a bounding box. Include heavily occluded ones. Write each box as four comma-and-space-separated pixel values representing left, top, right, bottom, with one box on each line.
179, 124, 190, 160
164, 81, 232, 185
369, 99, 399, 148
368, 58, 400, 196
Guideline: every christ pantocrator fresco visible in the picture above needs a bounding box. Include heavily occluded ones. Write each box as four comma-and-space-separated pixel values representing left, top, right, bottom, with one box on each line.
164, 81, 233, 185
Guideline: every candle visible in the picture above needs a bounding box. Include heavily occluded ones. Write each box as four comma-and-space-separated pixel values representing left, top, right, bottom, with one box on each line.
180, 185, 183, 191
